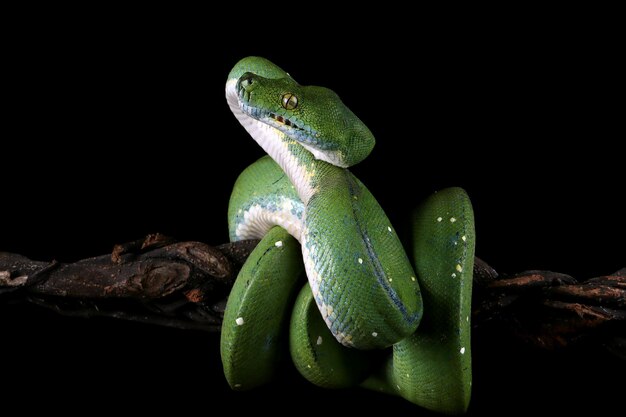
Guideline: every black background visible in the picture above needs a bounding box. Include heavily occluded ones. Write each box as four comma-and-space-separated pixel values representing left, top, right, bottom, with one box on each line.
1, 16, 624, 415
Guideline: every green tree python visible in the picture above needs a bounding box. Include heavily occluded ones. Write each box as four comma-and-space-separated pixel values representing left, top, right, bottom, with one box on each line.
221, 56, 475, 414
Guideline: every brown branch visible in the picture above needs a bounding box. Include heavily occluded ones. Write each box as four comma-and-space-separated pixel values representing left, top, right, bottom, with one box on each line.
1, 235, 624, 357
0, 234, 259, 331
472, 265, 625, 353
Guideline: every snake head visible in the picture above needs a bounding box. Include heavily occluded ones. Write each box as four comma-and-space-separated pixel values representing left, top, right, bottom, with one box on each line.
229, 57, 375, 168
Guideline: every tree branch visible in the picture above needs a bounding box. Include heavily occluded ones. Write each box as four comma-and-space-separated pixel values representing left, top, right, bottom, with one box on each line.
1, 234, 624, 356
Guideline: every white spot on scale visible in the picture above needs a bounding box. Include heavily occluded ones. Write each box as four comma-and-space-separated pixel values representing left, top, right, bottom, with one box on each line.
234, 384, 242, 388
388, 278, 393, 282
238, 209, 242, 214
396, 384, 401, 390
456, 264, 463, 273
466, 316, 469, 322
411, 276, 416, 282
316, 336, 323, 345
372, 332, 378, 337
235, 317, 244, 326
387, 226, 392, 232
450, 217, 457, 223
461, 235, 467, 242
275, 240, 283, 247
460, 347, 466, 354
406, 373, 410, 378
307, 364, 312, 369
436, 217, 443, 222
451, 273, 457, 278
358, 258, 363, 264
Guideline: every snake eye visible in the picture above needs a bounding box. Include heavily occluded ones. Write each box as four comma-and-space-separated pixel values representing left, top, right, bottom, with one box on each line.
281, 93, 298, 110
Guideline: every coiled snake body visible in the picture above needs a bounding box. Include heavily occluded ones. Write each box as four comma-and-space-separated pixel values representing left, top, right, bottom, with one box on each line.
222, 57, 475, 414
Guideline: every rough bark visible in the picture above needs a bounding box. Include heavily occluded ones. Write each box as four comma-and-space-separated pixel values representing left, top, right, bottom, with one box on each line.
1, 234, 624, 356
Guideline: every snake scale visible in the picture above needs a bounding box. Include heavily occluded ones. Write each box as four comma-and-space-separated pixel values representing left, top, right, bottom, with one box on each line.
221, 57, 475, 414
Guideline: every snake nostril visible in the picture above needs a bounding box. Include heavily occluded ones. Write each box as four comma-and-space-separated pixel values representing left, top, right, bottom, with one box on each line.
238, 72, 256, 91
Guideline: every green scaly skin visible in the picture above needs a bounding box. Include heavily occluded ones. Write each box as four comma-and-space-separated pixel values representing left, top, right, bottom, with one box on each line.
221, 226, 303, 390
290, 283, 373, 388
362, 188, 475, 413
221, 57, 475, 414
226, 57, 422, 350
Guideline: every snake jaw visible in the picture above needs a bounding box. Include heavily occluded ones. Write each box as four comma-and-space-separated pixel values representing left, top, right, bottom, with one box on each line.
266, 112, 315, 136
239, 100, 322, 145
239, 98, 348, 168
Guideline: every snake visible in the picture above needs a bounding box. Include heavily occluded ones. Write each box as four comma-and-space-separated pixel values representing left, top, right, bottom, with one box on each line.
221, 57, 475, 414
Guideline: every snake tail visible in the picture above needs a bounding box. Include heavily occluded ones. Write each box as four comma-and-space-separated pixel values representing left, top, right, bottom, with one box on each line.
361, 188, 475, 414
399, 187, 475, 413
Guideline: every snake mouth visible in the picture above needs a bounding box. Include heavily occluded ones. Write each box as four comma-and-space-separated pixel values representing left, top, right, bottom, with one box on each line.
238, 100, 323, 148
268, 113, 306, 132
242, 101, 317, 138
